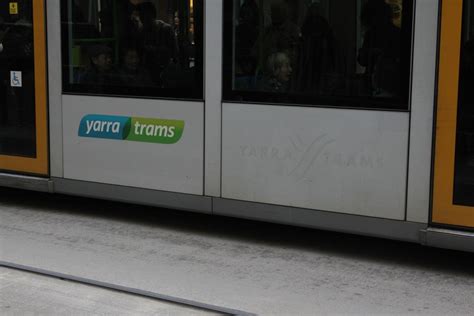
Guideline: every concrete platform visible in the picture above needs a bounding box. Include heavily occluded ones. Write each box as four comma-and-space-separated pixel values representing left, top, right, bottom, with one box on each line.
0, 267, 223, 316
1, 188, 474, 315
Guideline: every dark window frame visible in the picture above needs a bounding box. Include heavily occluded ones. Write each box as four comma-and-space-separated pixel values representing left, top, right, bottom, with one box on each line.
60, 0, 204, 101
222, 0, 414, 111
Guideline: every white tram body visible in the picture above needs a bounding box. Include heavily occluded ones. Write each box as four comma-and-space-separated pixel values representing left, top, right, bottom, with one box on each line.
0, 0, 473, 252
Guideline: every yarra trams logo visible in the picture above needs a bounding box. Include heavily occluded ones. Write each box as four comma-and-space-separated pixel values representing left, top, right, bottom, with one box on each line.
78, 114, 185, 144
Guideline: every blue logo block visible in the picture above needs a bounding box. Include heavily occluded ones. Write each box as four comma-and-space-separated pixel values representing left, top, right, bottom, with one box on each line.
78, 115, 131, 140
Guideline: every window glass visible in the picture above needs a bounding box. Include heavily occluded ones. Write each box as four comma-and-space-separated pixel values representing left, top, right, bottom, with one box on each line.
454, 0, 474, 206
223, 0, 413, 109
61, 0, 203, 99
0, 1, 36, 157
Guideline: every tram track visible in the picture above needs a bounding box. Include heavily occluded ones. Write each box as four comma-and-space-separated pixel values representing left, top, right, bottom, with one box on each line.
0, 261, 255, 316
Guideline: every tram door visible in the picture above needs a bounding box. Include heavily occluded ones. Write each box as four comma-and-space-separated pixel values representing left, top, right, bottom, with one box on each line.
433, 0, 474, 229
0, 0, 48, 175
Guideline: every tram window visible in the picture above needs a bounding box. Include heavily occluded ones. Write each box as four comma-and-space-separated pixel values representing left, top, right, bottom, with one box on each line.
454, 0, 474, 206
61, 0, 203, 100
0, 1, 37, 157
223, 0, 413, 110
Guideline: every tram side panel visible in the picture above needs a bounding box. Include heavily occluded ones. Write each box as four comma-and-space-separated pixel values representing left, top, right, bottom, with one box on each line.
221, 0, 414, 220
62, 96, 204, 195
56, 0, 205, 195
221, 104, 409, 220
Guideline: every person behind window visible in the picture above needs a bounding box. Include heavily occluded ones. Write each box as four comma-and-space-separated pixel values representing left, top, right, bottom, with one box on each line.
170, 11, 194, 70
118, 4, 142, 49
260, 1, 300, 72
358, 0, 401, 97
293, 3, 341, 95
79, 45, 118, 86
118, 0, 146, 27
125, 2, 178, 87
259, 52, 292, 93
118, 0, 148, 62
117, 46, 152, 88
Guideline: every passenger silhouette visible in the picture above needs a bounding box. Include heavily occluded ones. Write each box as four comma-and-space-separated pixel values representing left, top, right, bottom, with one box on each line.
125, 2, 178, 87
261, 1, 300, 71
294, 3, 341, 95
171, 11, 194, 70
358, 0, 401, 97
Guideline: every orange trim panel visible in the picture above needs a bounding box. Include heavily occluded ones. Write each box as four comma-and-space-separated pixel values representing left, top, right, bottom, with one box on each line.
433, 0, 474, 227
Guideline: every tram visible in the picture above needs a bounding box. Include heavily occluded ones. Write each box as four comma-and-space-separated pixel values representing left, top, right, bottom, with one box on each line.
0, 0, 473, 252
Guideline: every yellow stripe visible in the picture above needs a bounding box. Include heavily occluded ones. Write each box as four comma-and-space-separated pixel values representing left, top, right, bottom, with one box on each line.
433, 0, 474, 227
0, 0, 48, 175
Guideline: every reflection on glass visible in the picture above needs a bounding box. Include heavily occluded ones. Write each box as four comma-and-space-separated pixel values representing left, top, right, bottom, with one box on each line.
0, 1, 36, 158
226, 0, 412, 109
454, 0, 474, 206
61, 0, 202, 99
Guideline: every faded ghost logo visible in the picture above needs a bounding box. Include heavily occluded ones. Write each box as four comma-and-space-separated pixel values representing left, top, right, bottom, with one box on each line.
240, 134, 335, 181
240, 134, 384, 181
78, 114, 185, 144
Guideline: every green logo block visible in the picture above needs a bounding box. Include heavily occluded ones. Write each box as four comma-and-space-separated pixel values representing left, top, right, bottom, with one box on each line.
127, 117, 185, 144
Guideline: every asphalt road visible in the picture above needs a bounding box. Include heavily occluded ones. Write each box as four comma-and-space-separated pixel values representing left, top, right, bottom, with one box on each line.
1, 188, 473, 315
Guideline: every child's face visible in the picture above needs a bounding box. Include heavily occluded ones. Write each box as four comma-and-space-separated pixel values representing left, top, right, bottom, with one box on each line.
276, 59, 292, 83
92, 53, 112, 72
124, 50, 140, 71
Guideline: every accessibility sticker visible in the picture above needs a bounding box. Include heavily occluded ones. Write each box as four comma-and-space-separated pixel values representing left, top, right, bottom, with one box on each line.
10, 71, 22, 87
9, 2, 18, 15
78, 114, 185, 144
